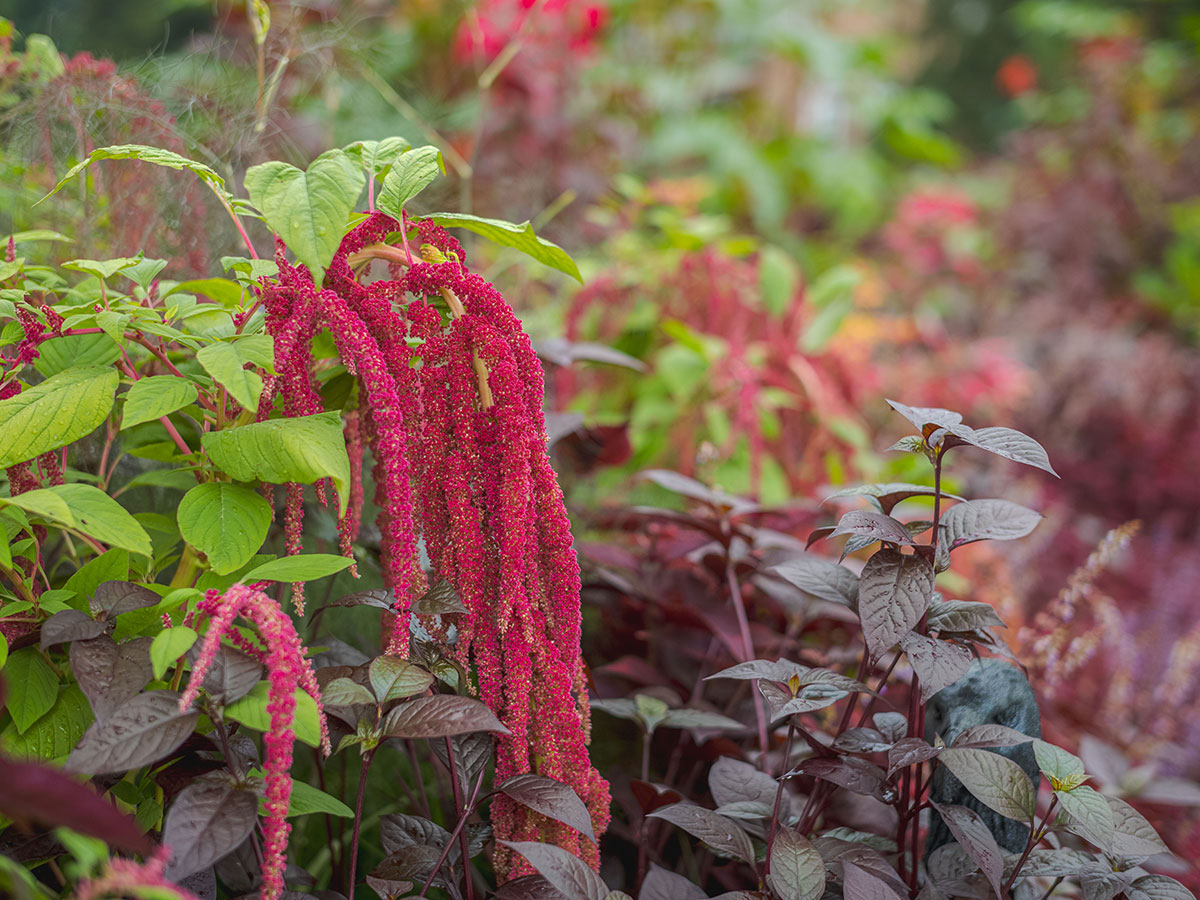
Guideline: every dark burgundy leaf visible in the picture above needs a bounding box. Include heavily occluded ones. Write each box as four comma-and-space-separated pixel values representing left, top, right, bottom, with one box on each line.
162, 780, 259, 880
830, 511, 915, 547
639, 865, 705, 900
833, 728, 893, 754
369, 655, 435, 703
212, 836, 260, 892
66, 690, 198, 775
900, 633, 973, 702
639, 469, 747, 511
930, 802, 1004, 897
768, 556, 859, 608
429, 731, 493, 796
759, 680, 848, 719
499, 774, 597, 842
790, 758, 887, 798
40, 609, 105, 649
766, 826, 825, 900
858, 549, 934, 662
1012, 848, 1107, 877
873, 713, 907, 743
187, 643, 263, 706
412, 580, 469, 616
886, 401, 963, 432
69, 635, 154, 721
499, 840, 609, 900
0, 756, 152, 853
824, 482, 964, 516
1105, 796, 1169, 859
805, 526, 836, 549
496, 875, 569, 900
91, 580, 159, 620
645, 804, 755, 864
370, 845, 452, 896
945, 425, 1057, 477
380, 694, 509, 739
951, 724, 1036, 749
843, 861, 907, 900
709, 756, 779, 809
314, 589, 392, 619
629, 781, 683, 816
380, 813, 451, 857
178, 867, 218, 900
813, 839, 909, 895
1126, 875, 1197, 900
887, 738, 941, 777
938, 500, 1042, 551
927, 600, 1005, 633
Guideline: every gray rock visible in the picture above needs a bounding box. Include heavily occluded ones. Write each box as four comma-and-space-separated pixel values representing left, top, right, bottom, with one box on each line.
925, 658, 1041, 855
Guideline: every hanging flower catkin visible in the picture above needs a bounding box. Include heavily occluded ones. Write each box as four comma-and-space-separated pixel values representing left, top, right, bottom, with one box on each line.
258, 213, 610, 875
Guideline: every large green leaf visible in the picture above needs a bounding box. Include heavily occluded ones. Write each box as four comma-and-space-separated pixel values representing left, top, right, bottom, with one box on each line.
4, 648, 59, 733
122, 376, 199, 430
0, 684, 93, 761
197, 341, 266, 412
38, 144, 234, 208
177, 483, 272, 575
224, 681, 322, 748
343, 137, 412, 180
0, 366, 118, 468
242, 553, 354, 584
150, 627, 199, 680
376, 146, 444, 217
426, 212, 582, 283
243, 149, 364, 281
34, 334, 123, 378
0, 484, 152, 557
202, 412, 351, 515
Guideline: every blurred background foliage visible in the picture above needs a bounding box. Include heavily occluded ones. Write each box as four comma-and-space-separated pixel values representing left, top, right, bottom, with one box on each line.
2, 0, 1200, 882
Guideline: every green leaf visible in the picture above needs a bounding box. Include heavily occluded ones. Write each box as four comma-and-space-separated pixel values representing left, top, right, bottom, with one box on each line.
224, 681, 322, 748
426, 212, 583, 283
248, 769, 354, 818
122, 376, 199, 430
177, 483, 272, 575
4, 648, 59, 733
197, 341, 265, 412
53, 484, 153, 557
343, 137, 412, 179
1033, 740, 1088, 791
150, 626, 198, 680
38, 144, 234, 210
122, 257, 168, 292
243, 149, 365, 282
283, 777, 354, 818
34, 334, 123, 378
376, 146, 444, 217
4, 229, 71, 245
0, 684, 93, 761
62, 256, 142, 281
202, 412, 352, 515
758, 245, 798, 317
0, 633, 7, 670
0, 365, 118, 467
168, 278, 245, 308
242, 553, 354, 584
63, 548, 130, 601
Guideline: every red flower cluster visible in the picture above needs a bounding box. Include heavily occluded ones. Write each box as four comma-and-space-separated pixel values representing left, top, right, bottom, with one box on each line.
257, 213, 610, 874
180, 584, 329, 900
